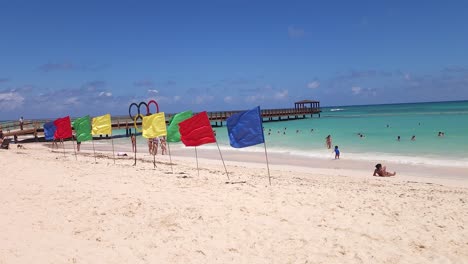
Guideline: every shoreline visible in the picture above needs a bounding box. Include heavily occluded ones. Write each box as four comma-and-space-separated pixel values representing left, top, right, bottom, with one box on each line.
40, 141, 468, 188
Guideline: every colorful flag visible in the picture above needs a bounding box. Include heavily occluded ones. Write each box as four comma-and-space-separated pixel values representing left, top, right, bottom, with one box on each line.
166, 110, 193, 142
178, 111, 216, 147
72, 115, 92, 142
92, 114, 112, 135
227, 106, 265, 148
53, 116, 73, 139
142, 112, 167, 138
43, 121, 57, 141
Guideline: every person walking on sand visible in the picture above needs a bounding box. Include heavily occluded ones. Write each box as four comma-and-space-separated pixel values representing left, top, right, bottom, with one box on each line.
334, 145, 340, 159
325, 135, 332, 149
373, 163, 396, 177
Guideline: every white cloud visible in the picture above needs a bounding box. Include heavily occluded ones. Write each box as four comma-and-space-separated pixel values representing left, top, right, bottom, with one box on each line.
274, 90, 288, 99
224, 96, 233, 103
307, 81, 320, 89
147, 89, 159, 94
245, 94, 265, 103
288, 26, 305, 38
194, 95, 214, 104
98, 91, 112, 97
0, 92, 24, 110
65, 97, 79, 105
173, 95, 181, 102
351, 86, 362, 95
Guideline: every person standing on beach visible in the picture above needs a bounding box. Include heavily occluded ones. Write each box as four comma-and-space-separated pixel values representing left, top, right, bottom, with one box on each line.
147, 138, 153, 154
325, 135, 332, 149
131, 134, 136, 153
334, 145, 340, 159
19, 116, 24, 130
152, 137, 159, 155
160, 136, 167, 155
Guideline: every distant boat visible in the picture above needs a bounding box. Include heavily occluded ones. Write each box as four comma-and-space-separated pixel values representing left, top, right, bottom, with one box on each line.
330, 108, 344, 112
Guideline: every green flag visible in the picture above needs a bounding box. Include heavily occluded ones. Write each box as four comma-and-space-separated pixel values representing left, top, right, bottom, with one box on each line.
72, 115, 93, 142
167, 110, 193, 142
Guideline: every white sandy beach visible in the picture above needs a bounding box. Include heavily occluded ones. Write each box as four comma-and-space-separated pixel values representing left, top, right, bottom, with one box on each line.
1, 143, 468, 263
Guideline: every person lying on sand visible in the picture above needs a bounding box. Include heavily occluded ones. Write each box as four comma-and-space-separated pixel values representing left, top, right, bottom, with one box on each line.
373, 163, 396, 177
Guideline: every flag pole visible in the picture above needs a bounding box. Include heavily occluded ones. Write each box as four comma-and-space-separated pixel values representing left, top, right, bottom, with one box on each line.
62, 139, 66, 157
195, 146, 199, 177
91, 138, 97, 163
167, 142, 174, 174
133, 136, 137, 166
215, 141, 229, 180
152, 140, 157, 168
71, 137, 77, 160
263, 142, 271, 185
110, 136, 116, 164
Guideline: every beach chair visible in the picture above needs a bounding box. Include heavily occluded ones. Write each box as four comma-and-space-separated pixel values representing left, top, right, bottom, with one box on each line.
0, 138, 11, 149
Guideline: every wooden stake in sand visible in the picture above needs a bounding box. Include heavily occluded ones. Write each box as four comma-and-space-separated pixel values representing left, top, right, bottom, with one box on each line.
71, 136, 77, 160
61, 139, 66, 157
195, 146, 199, 177
167, 142, 174, 174
91, 138, 97, 163
110, 136, 116, 164
263, 141, 271, 185
133, 136, 137, 166
152, 143, 157, 169
215, 141, 230, 181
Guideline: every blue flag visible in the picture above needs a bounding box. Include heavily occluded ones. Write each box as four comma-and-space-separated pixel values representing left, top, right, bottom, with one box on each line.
43, 121, 57, 141
227, 106, 265, 148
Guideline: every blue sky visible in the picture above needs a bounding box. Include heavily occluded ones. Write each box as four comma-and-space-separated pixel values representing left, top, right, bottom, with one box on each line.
1, 0, 468, 119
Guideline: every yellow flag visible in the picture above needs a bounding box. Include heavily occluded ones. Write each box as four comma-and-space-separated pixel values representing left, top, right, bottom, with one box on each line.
92, 114, 112, 135
143, 112, 167, 138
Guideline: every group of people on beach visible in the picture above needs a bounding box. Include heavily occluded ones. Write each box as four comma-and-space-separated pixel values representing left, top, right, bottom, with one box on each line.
324, 134, 395, 176
147, 136, 167, 155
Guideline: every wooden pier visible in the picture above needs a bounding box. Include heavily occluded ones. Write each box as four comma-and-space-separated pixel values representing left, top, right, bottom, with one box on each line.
0, 100, 320, 141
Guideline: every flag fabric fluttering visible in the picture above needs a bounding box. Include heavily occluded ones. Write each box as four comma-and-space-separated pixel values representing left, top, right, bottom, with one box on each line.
92, 114, 112, 135
166, 110, 192, 142
53, 116, 73, 139
227, 106, 265, 148
142, 112, 167, 139
178, 111, 216, 147
43, 121, 57, 141
73, 115, 92, 142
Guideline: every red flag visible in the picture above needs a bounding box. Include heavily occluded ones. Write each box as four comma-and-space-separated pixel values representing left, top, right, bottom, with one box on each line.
179, 111, 216, 146
53, 116, 73, 139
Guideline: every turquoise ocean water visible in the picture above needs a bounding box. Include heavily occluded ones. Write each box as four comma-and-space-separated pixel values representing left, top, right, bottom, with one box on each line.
95, 100, 468, 168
